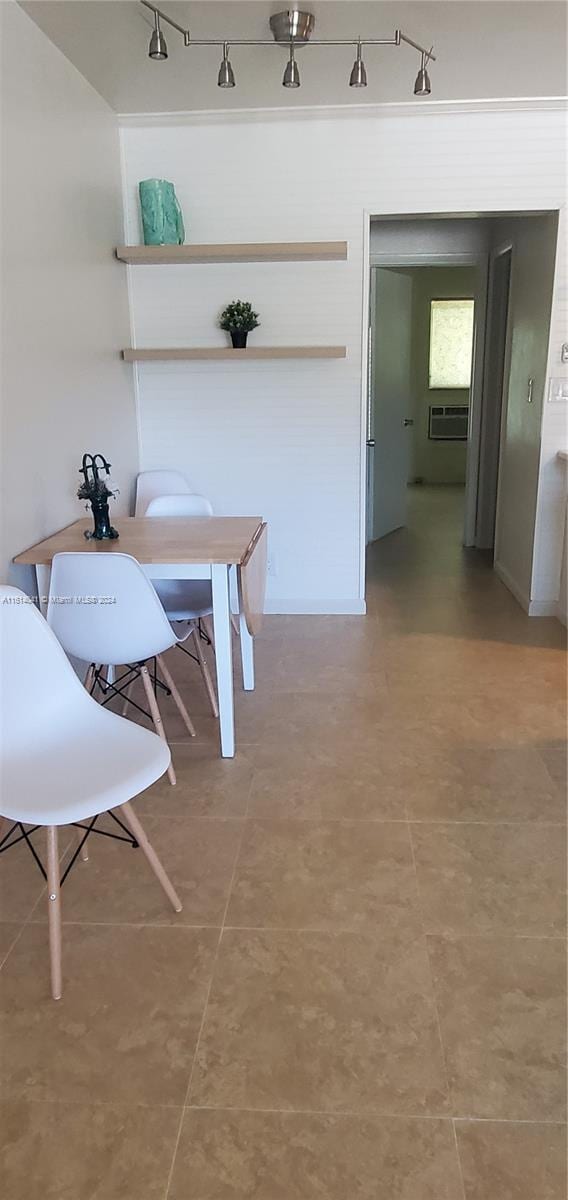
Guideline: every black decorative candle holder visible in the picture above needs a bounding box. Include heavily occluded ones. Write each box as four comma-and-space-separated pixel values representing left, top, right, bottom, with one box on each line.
77, 453, 119, 541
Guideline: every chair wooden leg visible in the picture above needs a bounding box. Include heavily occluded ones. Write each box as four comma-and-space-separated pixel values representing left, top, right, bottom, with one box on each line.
156, 654, 197, 737
140, 665, 176, 786
46, 826, 62, 1000
231, 614, 240, 637
119, 802, 182, 912
84, 664, 95, 692
202, 615, 215, 647
191, 628, 219, 718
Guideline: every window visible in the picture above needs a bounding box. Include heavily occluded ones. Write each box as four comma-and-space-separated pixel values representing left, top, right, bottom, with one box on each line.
428, 299, 475, 389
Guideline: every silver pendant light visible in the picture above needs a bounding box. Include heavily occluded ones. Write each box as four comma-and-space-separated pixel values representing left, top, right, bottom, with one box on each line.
413, 51, 431, 95
218, 42, 235, 88
282, 44, 301, 88
148, 10, 168, 59
349, 39, 367, 88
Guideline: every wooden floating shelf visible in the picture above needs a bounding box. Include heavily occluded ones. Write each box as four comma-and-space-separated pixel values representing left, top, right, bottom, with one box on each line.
115, 241, 348, 265
122, 346, 347, 362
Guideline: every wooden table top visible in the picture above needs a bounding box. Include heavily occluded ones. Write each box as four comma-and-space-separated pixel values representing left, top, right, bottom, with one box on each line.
14, 516, 264, 567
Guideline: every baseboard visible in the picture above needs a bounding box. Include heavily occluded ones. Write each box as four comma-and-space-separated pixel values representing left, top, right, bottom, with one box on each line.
554, 599, 567, 627
495, 560, 562, 619
529, 597, 561, 618
494, 559, 530, 612
264, 598, 367, 615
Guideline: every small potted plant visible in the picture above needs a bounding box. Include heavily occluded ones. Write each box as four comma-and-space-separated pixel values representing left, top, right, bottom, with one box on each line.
219, 299, 260, 349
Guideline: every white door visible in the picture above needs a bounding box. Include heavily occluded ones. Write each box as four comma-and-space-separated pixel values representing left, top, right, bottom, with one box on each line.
368, 267, 413, 542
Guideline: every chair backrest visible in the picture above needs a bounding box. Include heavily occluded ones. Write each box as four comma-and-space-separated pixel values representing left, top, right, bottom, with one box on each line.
145, 493, 214, 518
0, 585, 94, 752
135, 470, 192, 517
47, 553, 177, 666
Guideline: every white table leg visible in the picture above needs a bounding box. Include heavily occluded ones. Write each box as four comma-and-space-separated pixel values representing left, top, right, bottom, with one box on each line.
237, 566, 255, 691
211, 563, 235, 758
35, 565, 51, 616
238, 612, 255, 690
229, 564, 239, 614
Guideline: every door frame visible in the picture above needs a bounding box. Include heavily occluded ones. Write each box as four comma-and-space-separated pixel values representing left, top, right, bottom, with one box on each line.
486, 241, 515, 563
363, 241, 488, 572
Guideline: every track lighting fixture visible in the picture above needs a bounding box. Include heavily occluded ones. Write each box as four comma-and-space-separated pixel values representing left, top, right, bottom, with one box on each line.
148, 10, 168, 60
218, 42, 235, 88
282, 44, 300, 89
140, 4, 435, 97
349, 39, 367, 88
413, 51, 432, 96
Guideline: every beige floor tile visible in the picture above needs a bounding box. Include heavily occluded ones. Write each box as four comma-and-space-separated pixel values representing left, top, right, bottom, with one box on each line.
455, 1120, 567, 1200
0, 828, 69, 923
260, 659, 388, 699
411, 822, 567, 936
0, 1100, 181, 1200
134, 742, 254, 818
0, 923, 217, 1105
537, 740, 568, 790
247, 738, 412, 821
33, 814, 243, 927
0, 922, 22, 966
428, 935, 567, 1120
190, 928, 450, 1115
465, 690, 567, 744
232, 689, 391, 746
226, 819, 420, 932
404, 744, 566, 824
170, 1109, 464, 1200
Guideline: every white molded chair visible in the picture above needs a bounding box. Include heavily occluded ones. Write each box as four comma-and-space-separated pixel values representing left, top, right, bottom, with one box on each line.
47, 553, 198, 785
0, 585, 182, 1000
135, 470, 192, 518
145, 494, 219, 718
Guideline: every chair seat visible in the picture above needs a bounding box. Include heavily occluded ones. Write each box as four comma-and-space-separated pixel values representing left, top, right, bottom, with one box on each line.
1, 704, 170, 826
154, 579, 213, 621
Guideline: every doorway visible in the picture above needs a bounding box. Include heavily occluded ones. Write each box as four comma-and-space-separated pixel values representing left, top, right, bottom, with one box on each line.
367, 262, 478, 548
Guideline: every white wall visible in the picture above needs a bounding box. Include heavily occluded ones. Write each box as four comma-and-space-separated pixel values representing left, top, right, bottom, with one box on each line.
0, 2, 137, 589
121, 102, 567, 613
491, 215, 559, 610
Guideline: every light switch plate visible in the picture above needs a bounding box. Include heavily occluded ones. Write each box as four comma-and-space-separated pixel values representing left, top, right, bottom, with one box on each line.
561, 343, 568, 364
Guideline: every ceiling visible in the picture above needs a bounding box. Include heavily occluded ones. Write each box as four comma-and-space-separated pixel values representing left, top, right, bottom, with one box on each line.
20, 1, 567, 114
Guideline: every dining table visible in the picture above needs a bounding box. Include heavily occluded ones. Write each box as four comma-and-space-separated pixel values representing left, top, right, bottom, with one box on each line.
14, 515, 268, 758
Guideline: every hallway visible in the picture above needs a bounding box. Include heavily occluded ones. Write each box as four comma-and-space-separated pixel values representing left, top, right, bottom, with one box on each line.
1, 489, 566, 1199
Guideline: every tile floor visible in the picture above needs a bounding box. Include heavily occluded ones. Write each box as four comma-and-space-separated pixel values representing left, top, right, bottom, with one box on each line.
1, 485, 566, 1198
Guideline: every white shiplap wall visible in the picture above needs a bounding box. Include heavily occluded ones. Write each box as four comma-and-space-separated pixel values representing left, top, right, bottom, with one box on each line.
121, 102, 567, 613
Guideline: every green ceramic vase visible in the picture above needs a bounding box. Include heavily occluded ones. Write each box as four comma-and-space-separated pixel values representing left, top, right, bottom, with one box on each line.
139, 178, 185, 246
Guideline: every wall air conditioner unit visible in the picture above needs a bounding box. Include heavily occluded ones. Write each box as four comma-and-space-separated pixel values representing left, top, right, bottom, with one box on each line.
428, 404, 469, 441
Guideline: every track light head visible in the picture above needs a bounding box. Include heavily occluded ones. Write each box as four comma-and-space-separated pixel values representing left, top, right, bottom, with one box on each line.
218, 42, 235, 87
413, 51, 431, 95
349, 39, 367, 88
149, 12, 168, 60
282, 44, 300, 88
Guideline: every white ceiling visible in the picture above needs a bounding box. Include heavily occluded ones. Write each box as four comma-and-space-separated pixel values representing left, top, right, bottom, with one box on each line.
20, 1, 567, 114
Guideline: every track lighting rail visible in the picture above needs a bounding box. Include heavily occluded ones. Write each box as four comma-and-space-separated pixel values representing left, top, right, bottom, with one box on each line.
140, 2, 436, 93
